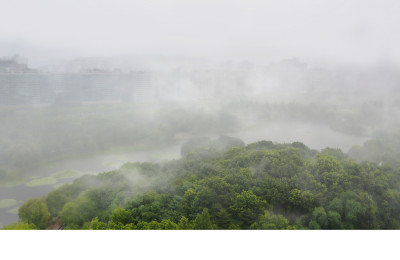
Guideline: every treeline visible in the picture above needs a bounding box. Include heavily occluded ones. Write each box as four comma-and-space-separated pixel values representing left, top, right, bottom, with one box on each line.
5, 137, 400, 230
349, 132, 400, 167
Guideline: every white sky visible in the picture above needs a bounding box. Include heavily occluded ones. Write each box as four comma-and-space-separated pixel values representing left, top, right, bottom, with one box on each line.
1, 0, 400, 65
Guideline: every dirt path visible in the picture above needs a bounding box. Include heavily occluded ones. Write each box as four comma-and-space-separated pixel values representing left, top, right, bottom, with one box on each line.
47, 217, 62, 230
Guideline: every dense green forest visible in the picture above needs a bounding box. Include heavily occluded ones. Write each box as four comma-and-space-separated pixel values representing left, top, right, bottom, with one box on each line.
5, 135, 400, 230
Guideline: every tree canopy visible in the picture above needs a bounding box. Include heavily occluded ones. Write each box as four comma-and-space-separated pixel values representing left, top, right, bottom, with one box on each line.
6, 139, 400, 230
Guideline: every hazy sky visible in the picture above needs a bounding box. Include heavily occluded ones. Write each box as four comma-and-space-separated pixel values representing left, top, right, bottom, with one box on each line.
1, 0, 400, 66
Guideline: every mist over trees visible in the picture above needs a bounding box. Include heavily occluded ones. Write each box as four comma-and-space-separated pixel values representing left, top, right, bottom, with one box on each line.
2, 56, 400, 229
1, 57, 399, 185
2, 0, 400, 231
5, 137, 400, 230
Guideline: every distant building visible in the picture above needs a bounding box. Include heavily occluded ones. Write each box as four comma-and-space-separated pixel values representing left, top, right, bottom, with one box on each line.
0, 54, 36, 73
0, 69, 159, 106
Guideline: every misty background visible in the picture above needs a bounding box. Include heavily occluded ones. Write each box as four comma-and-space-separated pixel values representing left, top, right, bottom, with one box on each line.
1, 0, 400, 226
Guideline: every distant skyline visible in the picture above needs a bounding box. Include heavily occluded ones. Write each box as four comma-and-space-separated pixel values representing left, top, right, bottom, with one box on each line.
1, 0, 400, 67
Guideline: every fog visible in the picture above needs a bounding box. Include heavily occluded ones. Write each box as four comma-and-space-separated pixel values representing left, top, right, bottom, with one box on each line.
1, 0, 400, 227
2, 0, 400, 66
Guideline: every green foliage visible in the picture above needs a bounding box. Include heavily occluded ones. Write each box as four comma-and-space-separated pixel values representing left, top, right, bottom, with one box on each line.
315, 153, 341, 175
110, 208, 134, 225
59, 195, 96, 229
18, 138, 400, 230
136, 220, 162, 230
90, 217, 108, 230
250, 210, 290, 230
160, 219, 178, 230
214, 207, 232, 229
46, 189, 70, 217
288, 189, 315, 213
2, 221, 37, 230
224, 146, 245, 160
225, 168, 254, 192
327, 210, 343, 229
195, 177, 235, 214
321, 148, 348, 161
193, 208, 213, 230
230, 191, 267, 228
348, 134, 400, 167
18, 197, 50, 229
46, 177, 91, 217
177, 216, 192, 230
246, 140, 275, 151
255, 177, 294, 208
180, 188, 199, 219
311, 207, 328, 229
228, 224, 241, 230
308, 220, 321, 230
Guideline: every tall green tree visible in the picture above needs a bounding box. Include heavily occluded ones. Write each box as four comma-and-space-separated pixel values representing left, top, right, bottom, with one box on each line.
250, 210, 290, 230
18, 197, 50, 229
193, 208, 213, 229
327, 210, 343, 229
177, 216, 192, 230
288, 189, 315, 213
110, 208, 133, 225
230, 190, 267, 228
310, 207, 328, 229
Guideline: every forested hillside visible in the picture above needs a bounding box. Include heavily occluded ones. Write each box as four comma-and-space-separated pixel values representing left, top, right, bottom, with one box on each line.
6, 137, 400, 230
